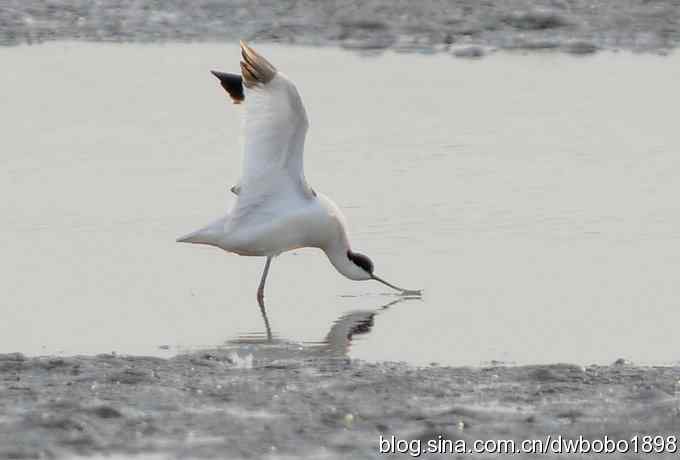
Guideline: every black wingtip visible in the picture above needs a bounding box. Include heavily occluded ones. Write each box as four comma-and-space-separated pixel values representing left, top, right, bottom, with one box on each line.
210, 70, 244, 104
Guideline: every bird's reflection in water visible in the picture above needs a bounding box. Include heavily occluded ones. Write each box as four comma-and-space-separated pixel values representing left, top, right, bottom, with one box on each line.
227, 296, 419, 359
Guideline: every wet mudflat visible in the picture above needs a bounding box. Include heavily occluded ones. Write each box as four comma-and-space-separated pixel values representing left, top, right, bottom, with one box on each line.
2, 0, 680, 55
2, 351, 680, 459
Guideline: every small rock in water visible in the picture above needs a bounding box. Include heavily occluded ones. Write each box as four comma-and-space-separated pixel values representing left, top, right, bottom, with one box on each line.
91, 406, 122, 419
453, 46, 485, 58
343, 413, 354, 428
229, 352, 254, 369
565, 41, 598, 55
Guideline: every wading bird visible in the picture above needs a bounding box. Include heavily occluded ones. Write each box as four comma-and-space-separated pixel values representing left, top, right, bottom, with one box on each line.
178, 42, 420, 310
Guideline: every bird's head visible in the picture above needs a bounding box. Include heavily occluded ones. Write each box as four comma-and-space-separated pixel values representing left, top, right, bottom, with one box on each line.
346, 250, 375, 281
346, 250, 422, 296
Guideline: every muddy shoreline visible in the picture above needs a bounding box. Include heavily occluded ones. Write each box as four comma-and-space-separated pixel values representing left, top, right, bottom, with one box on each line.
2, 0, 680, 55
2, 351, 679, 459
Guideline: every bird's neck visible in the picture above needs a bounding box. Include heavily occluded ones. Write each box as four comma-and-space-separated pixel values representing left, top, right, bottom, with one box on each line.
325, 237, 348, 268
315, 192, 368, 281
324, 238, 367, 281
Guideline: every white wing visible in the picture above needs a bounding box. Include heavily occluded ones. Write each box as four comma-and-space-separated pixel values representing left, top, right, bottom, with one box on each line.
177, 44, 317, 249
231, 42, 313, 226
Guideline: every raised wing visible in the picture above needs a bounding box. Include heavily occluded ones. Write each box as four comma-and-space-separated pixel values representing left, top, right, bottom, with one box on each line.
240, 42, 309, 190
212, 42, 313, 227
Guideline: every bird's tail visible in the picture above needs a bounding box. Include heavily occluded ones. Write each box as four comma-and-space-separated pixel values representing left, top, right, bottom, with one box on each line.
176, 228, 211, 245
176, 218, 226, 246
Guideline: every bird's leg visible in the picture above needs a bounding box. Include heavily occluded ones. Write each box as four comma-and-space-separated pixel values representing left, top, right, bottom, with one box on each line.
259, 303, 273, 342
257, 256, 273, 341
257, 256, 272, 307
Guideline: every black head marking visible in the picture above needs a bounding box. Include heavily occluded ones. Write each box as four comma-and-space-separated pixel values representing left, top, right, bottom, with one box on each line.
210, 71, 244, 104
347, 250, 374, 274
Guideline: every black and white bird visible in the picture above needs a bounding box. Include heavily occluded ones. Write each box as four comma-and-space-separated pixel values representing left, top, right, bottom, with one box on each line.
178, 42, 420, 307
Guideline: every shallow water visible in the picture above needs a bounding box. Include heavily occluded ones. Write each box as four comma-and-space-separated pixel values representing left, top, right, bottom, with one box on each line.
1, 42, 679, 366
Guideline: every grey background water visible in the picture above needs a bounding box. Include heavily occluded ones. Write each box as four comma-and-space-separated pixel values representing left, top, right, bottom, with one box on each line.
1, 42, 679, 366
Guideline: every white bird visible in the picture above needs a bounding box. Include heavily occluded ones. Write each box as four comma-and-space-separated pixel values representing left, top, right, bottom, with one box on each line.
178, 42, 420, 308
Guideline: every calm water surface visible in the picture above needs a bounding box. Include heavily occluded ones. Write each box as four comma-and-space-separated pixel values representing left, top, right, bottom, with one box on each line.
1, 43, 679, 366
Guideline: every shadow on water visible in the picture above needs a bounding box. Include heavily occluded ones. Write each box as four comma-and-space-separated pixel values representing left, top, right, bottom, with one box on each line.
226, 296, 421, 360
